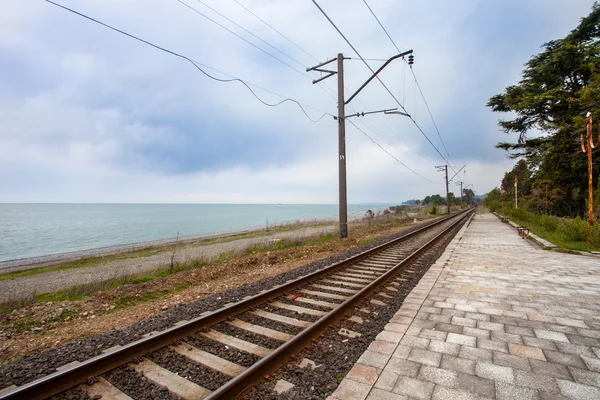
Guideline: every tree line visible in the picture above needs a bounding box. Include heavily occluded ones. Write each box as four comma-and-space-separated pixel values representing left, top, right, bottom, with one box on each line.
486, 4, 600, 218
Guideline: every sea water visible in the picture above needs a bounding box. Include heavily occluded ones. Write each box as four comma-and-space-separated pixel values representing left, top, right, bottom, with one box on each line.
0, 203, 392, 263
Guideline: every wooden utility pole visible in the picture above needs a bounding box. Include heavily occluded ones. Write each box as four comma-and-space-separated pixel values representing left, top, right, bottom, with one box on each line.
515, 175, 518, 209
582, 112, 599, 228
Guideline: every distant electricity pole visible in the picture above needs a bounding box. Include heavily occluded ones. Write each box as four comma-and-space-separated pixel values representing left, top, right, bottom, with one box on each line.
582, 112, 599, 229
438, 164, 466, 214
308, 50, 413, 238
514, 175, 518, 209
436, 165, 449, 214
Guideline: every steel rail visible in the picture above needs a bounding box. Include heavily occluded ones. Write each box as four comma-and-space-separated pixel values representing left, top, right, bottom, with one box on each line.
0, 208, 472, 400
207, 209, 473, 399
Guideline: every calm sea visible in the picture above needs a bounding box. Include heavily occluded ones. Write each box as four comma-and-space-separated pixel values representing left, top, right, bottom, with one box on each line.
0, 203, 391, 263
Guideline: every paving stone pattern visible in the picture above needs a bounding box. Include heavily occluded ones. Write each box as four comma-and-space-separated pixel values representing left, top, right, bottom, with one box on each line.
328, 213, 600, 400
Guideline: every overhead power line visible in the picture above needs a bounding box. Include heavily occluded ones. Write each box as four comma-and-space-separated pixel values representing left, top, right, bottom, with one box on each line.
189, 0, 306, 68
174, 0, 308, 79
361, 0, 456, 168
233, 0, 319, 63
311, 0, 457, 174
45, 0, 332, 123
231, 0, 414, 162
347, 120, 437, 184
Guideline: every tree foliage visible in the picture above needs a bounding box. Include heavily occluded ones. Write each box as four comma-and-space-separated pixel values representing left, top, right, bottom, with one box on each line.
487, 4, 600, 217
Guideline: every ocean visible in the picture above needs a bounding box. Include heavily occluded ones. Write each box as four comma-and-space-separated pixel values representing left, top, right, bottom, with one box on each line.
0, 203, 391, 263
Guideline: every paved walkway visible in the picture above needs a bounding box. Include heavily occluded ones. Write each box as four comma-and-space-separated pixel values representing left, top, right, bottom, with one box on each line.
330, 213, 600, 400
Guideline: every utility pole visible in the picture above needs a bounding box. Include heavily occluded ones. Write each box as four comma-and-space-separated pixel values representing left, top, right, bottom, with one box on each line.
308, 50, 413, 239
582, 112, 599, 229
515, 175, 518, 209
436, 165, 450, 214
336, 53, 348, 238
460, 181, 463, 207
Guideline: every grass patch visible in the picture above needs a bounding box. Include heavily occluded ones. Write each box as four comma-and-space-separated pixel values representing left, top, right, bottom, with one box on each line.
359, 237, 378, 245
496, 207, 600, 252
332, 373, 346, 383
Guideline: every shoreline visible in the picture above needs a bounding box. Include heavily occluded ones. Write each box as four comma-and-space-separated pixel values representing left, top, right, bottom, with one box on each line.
0, 208, 388, 272
0, 218, 337, 273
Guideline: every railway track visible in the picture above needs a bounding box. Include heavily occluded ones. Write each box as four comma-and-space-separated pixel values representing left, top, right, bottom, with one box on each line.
1, 208, 473, 400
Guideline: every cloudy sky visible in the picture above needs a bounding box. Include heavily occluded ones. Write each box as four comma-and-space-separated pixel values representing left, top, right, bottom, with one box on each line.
0, 0, 594, 204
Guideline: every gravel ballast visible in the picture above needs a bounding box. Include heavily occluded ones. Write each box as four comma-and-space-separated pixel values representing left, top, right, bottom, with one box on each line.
0, 214, 464, 393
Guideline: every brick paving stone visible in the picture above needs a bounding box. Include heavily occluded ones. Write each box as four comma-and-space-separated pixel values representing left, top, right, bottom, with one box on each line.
534, 329, 570, 343
419, 328, 448, 341
478, 338, 509, 353
505, 325, 535, 337
495, 381, 539, 400
581, 355, 600, 373
569, 367, 600, 388
459, 345, 493, 362
431, 386, 480, 400
456, 371, 495, 397
492, 331, 524, 345
475, 361, 515, 383
435, 322, 464, 334
529, 359, 574, 380
331, 214, 600, 400
384, 358, 421, 378
408, 348, 442, 367
447, 332, 477, 347
331, 378, 372, 400
428, 339, 460, 356
440, 354, 476, 375
358, 350, 391, 369
493, 352, 532, 371
523, 336, 559, 351
366, 388, 408, 400
477, 321, 505, 332
392, 344, 412, 359
565, 334, 600, 347
538, 392, 569, 400
418, 365, 458, 386
368, 340, 398, 356
392, 376, 435, 400
374, 370, 400, 391
463, 327, 491, 339
347, 363, 381, 385
508, 343, 546, 361
514, 370, 560, 393
554, 342, 596, 358
557, 379, 600, 399
542, 350, 587, 369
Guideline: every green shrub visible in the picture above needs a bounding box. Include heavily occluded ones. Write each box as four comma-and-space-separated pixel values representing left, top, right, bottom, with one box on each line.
431, 204, 438, 215
539, 214, 560, 232
561, 216, 589, 242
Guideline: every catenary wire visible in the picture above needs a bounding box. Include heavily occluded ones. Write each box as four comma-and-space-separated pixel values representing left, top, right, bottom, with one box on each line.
361, 0, 456, 167
174, 0, 309, 79
233, 0, 320, 63
347, 120, 438, 184
231, 0, 407, 152
45, 0, 333, 123
190, 0, 307, 68
213, 0, 428, 173
311, 0, 457, 174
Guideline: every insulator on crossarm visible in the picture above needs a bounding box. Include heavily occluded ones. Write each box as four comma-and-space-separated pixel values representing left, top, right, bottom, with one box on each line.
408, 55, 414, 66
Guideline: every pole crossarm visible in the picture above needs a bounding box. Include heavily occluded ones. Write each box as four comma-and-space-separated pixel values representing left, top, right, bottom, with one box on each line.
344, 107, 398, 119
448, 165, 466, 183
307, 57, 342, 84
345, 49, 413, 105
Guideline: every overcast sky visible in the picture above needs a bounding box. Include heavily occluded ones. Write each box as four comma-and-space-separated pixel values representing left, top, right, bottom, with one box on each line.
0, 0, 594, 203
